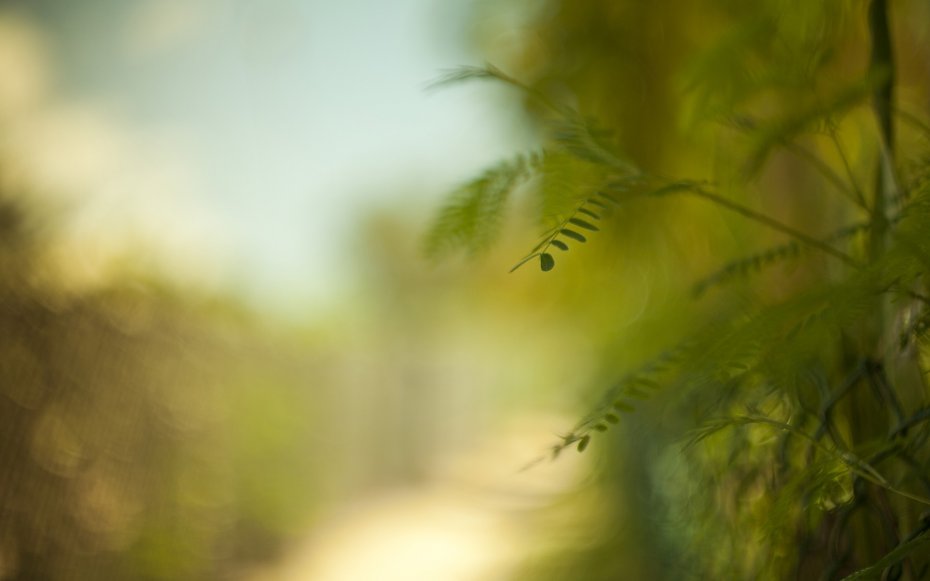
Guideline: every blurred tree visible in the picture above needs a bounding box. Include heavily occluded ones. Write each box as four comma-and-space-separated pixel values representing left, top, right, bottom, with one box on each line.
0, 180, 325, 579
429, 0, 930, 578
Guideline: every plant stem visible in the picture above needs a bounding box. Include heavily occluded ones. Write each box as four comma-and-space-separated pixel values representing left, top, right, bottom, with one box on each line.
687, 185, 860, 267
869, 0, 894, 262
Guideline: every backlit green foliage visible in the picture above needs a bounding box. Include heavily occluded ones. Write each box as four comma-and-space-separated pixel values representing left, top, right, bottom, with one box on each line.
425, 151, 541, 259
428, 0, 930, 578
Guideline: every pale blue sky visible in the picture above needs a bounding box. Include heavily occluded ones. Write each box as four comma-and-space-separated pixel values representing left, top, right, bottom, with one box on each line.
2, 0, 529, 311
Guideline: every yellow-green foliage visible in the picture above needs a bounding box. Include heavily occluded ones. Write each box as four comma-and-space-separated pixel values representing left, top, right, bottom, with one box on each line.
429, 0, 930, 578
0, 195, 323, 580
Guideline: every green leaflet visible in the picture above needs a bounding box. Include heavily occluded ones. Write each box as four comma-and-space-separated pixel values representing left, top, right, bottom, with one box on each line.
569, 218, 599, 231
540, 253, 555, 271
427, 6, 930, 575
560, 228, 587, 243
578, 208, 601, 220
577, 435, 591, 452
510, 185, 613, 272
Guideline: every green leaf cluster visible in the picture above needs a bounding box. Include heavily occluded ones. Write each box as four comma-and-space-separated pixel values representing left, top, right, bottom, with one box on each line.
426, 0, 930, 577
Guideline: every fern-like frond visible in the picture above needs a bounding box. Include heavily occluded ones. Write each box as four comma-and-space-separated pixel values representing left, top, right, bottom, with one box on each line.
549, 111, 638, 173
424, 152, 541, 259
536, 151, 609, 222
508, 154, 649, 273
561, 270, 891, 456
510, 191, 619, 273
431, 64, 639, 174
690, 413, 930, 507
619, 179, 861, 267
427, 65, 644, 272
693, 241, 802, 297
427, 63, 565, 116
743, 70, 889, 176
427, 64, 506, 89
692, 221, 872, 296
547, 338, 695, 457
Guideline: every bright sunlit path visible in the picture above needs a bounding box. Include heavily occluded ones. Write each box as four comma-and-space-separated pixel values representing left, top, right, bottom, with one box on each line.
245, 414, 586, 581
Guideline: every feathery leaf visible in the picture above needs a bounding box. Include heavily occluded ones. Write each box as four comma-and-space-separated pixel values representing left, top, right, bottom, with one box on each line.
425, 152, 541, 259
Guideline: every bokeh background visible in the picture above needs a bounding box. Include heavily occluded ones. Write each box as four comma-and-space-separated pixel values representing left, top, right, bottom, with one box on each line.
2, 0, 930, 579
0, 1, 586, 579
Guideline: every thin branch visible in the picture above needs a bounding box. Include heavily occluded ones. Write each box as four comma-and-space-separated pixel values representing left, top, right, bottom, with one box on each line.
828, 127, 870, 210
814, 361, 867, 445
429, 64, 566, 117
784, 140, 868, 210
897, 450, 930, 495
659, 182, 862, 268
893, 107, 930, 139
867, 360, 905, 426
840, 518, 930, 580
868, 0, 894, 261
692, 221, 871, 296
730, 414, 930, 507
890, 406, 930, 439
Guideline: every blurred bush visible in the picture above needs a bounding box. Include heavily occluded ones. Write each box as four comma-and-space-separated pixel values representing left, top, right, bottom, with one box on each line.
0, 185, 324, 580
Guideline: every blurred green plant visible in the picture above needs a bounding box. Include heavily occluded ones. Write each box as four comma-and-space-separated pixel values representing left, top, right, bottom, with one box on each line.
0, 189, 323, 579
428, 0, 930, 578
